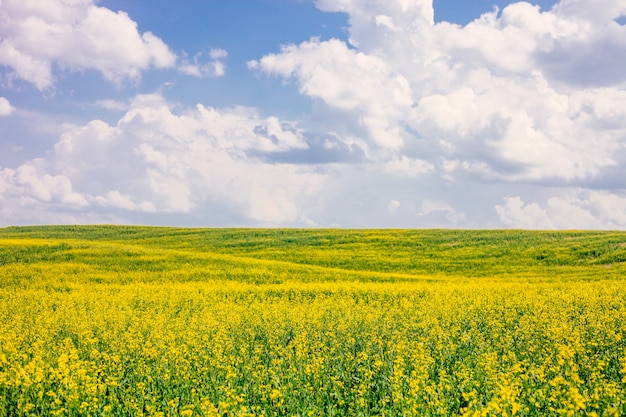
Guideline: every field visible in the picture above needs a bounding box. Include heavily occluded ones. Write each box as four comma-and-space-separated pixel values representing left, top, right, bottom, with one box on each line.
1, 226, 626, 416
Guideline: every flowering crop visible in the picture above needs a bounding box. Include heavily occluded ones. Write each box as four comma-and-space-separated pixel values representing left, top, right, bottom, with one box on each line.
1, 227, 626, 416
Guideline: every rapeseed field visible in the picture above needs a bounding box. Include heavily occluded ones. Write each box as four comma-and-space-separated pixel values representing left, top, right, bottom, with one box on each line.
1, 226, 626, 416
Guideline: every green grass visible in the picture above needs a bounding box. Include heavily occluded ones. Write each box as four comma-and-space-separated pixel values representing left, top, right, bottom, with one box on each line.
1, 226, 625, 283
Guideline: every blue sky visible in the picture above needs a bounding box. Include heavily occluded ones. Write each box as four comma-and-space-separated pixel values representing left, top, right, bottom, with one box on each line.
1, 0, 626, 228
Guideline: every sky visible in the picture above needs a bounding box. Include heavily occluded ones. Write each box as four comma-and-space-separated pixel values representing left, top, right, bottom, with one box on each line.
1, 0, 626, 229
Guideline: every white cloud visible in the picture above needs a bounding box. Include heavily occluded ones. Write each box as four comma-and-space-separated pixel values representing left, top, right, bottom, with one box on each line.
0, 97, 14, 116
178, 48, 228, 78
388, 199, 400, 215
495, 196, 556, 229
0, 93, 326, 226
418, 198, 466, 225
1, 161, 88, 208
0, 0, 176, 89
315, 0, 435, 35
249, 38, 412, 150
554, 0, 626, 24
93, 99, 129, 111
496, 191, 626, 229
249, 0, 626, 187
92, 190, 156, 213
383, 156, 434, 176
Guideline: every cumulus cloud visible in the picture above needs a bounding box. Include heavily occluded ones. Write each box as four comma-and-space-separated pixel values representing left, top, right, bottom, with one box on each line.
0, 97, 14, 116
251, 0, 626, 186
0, 0, 176, 89
495, 196, 555, 229
496, 191, 626, 229
0, 93, 327, 225
249, 38, 412, 150
244, 0, 626, 228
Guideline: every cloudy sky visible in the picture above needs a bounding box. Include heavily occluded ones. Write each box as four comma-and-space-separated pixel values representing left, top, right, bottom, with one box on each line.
1, 0, 626, 229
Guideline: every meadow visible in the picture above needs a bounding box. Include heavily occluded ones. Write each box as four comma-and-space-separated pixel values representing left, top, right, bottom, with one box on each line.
1, 226, 626, 416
